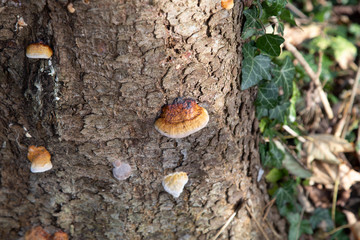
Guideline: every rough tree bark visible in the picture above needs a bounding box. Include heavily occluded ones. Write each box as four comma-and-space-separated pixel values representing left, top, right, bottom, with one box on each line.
0, 0, 286, 239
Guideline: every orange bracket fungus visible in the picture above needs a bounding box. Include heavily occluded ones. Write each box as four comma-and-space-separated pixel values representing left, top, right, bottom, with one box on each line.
51, 231, 69, 240
25, 226, 50, 240
26, 43, 53, 59
162, 172, 188, 198
154, 98, 209, 138
25, 226, 69, 240
27, 145, 52, 173
221, 0, 234, 9
112, 160, 132, 181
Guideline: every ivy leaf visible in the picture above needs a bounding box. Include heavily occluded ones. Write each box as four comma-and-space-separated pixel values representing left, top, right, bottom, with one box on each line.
278, 22, 284, 35
263, 141, 284, 168
256, 34, 285, 57
280, 9, 297, 26
256, 82, 278, 108
266, 168, 286, 183
272, 56, 295, 99
256, 106, 269, 119
242, 8, 264, 39
287, 213, 313, 240
269, 141, 284, 168
263, 0, 287, 16
274, 180, 295, 206
310, 208, 333, 231
269, 102, 290, 122
241, 43, 271, 90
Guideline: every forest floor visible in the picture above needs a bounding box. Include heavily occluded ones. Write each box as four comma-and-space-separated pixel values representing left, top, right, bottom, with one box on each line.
260, 0, 360, 239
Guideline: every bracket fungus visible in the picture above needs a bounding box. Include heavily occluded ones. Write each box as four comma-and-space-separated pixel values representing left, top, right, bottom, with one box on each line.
155, 98, 209, 138
162, 172, 188, 198
112, 160, 132, 181
25, 226, 50, 240
25, 226, 69, 240
26, 43, 53, 59
221, 0, 234, 9
27, 145, 52, 173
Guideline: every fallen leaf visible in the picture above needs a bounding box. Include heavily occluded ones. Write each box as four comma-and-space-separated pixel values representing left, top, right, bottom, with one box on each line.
343, 210, 360, 240
339, 163, 360, 190
304, 134, 354, 165
330, 36, 357, 70
274, 140, 312, 178
310, 162, 360, 190
284, 24, 322, 46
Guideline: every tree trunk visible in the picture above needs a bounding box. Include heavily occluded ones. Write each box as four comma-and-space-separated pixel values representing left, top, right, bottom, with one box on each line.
0, 0, 286, 239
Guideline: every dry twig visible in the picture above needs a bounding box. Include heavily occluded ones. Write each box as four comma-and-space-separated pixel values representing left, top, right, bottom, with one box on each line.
286, 3, 308, 19
262, 197, 276, 220
334, 60, 360, 137
284, 42, 334, 119
283, 125, 306, 143
212, 211, 238, 240
331, 165, 340, 222
245, 204, 270, 240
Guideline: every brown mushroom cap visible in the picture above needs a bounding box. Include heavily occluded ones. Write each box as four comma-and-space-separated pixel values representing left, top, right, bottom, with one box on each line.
154, 98, 209, 138
26, 43, 53, 59
27, 145, 52, 173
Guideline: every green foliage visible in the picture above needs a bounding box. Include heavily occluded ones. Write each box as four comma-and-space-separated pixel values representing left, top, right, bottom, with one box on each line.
266, 168, 286, 183
256, 82, 278, 108
330, 36, 357, 67
269, 102, 290, 122
240, 0, 357, 239
273, 180, 296, 206
241, 43, 271, 90
263, 0, 287, 17
287, 213, 313, 240
242, 8, 264, 39
256, 34, 285, 56
279, 9, 297, 26
309, 208, 333, 231
272, 56, 294, 99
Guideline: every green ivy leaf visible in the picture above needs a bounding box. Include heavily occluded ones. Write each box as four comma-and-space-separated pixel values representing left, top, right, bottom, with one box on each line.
266, 168, 285, 183
269, 102, 290, 122
272, 56, 295, 99
241, 43, 271, 90
257, 106, 269, 119
280, 9, 297, 26
256, 34, 285, 57
256, 82, 278, 108
274, 181, 295, 206
278, 22, 284, 35
242, 8, 264, 39
263, 0, 287, 17
287, 213, 313, 240
269, 141, 284, 168
310, 208, 333, 231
